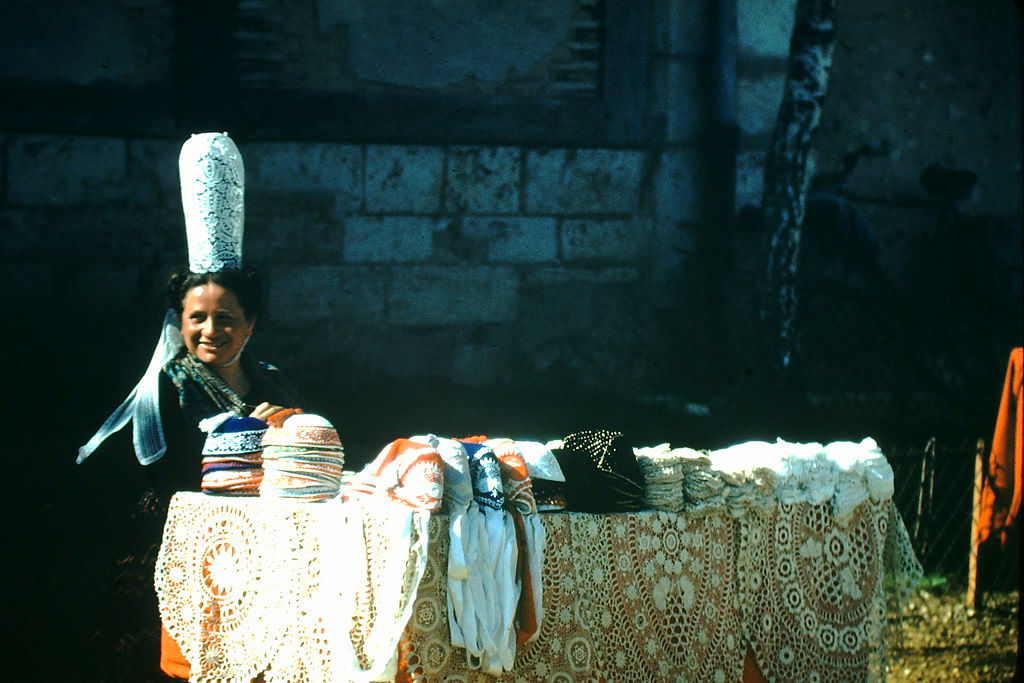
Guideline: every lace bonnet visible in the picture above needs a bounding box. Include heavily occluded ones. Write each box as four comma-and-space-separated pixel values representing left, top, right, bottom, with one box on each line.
77, 132, 248, 466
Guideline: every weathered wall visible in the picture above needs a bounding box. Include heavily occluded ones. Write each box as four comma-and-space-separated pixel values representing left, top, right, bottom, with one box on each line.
1, 0, 1020, 445
0, 1, 716, 446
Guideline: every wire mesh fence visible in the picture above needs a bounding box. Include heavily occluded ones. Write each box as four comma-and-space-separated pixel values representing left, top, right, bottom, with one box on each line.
881, 435, 1019, 594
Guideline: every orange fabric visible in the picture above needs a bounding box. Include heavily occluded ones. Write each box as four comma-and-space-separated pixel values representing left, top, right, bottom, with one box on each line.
511, 510, 539, 646
160, 624, 190, 679
264, 407, 303, 427
343, 438, 445, 511
978, 346, 1024, 545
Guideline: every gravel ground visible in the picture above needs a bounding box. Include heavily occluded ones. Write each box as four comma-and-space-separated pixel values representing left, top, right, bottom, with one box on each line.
886, 590, 1020, 681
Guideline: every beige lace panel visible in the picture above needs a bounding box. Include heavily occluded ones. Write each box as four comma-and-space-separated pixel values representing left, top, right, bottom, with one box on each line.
156, 496, 311, 682
155, 494, 431, 683
400, 511, 746, 682
737, 499, 891, 681
156, 494, 917, 682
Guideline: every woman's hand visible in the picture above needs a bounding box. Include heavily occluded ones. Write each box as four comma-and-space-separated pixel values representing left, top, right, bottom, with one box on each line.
248, 402, 290, 422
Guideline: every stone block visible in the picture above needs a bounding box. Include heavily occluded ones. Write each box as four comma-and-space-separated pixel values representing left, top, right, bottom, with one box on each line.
515, 280, 641, 383
344, 216, 438, 263
388, 265, 518, 325
0, 205, 176, 263
7, 135, 127, 205
524, 266, 640, 287
652, 147, 702, 223
352, 328, 454, 382
128, 139, 180, 211
445, 146, 520, 213
738, 72, 786, 137
245, 195, 344, 265
366, 145, 444, 213
561, 219, 648, 262
267, 264, 388, 325
462, 217, 558, 263
524, 148, 647, 215
245, 142, 362, 212
320, 1, 571, 89
0, 2, 172, 85
738, 0, 796, 59
735, 149, 767, 210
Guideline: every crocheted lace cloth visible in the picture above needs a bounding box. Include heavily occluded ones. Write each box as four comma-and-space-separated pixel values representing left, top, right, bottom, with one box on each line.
155, 494, 431, 683
156, 491, 919, 681
399, 500, 916, 682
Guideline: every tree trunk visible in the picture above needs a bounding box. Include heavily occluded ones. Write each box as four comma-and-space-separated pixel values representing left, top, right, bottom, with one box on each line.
759, 0, 838, 373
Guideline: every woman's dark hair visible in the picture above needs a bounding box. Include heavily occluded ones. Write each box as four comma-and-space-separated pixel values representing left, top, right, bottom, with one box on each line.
167, 266, 264, 320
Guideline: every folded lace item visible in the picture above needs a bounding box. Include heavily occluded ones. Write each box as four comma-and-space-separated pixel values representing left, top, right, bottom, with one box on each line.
199, 467, 264, 494
409, 434, 476, 654
635, 444, 688, 512
487, 439, 545, 646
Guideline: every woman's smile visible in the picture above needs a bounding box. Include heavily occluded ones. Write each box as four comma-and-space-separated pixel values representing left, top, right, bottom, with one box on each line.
180, 283, 255, 368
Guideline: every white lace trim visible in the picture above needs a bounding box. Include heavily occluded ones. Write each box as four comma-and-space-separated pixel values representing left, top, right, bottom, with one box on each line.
76, 309, 183, 465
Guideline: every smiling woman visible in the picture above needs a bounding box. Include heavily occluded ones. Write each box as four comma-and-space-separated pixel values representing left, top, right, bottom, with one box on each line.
163, 265, 301, 438
76, 133, 303, 681
180, 279, 255, 368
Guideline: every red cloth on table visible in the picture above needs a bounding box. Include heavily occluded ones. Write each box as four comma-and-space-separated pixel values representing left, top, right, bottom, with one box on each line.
977, 346, 1023, 545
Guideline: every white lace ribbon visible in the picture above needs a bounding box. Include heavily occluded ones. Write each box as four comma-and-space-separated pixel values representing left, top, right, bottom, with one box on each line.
77, 309, 184, 465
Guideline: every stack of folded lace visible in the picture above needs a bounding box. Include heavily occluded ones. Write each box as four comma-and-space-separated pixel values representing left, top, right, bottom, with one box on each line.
633, 444, 689, 512
260, 412, 346, 502
675, 450, 724, 508
681, 438, 894, 518
199, 414, 268, 496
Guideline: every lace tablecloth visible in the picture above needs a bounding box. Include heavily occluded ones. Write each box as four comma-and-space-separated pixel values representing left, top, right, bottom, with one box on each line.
156, 490, 919, 682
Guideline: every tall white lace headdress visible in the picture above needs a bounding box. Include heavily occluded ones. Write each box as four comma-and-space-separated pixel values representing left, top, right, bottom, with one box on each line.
77, 132, 246, 465
180, 132, 245, 273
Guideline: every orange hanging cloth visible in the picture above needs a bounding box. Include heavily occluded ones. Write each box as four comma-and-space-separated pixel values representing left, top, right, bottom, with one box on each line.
977, 346, 1023, 545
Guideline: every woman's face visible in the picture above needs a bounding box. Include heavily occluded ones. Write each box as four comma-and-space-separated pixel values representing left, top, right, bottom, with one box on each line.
180, 282, 256, 367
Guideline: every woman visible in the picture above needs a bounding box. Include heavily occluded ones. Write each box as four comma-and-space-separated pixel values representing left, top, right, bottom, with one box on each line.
83, 264, 301, 682
155, 265, 301, 496
79, 132, 303, 681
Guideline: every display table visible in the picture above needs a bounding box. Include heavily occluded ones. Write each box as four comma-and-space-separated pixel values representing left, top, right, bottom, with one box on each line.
156, 454, 920, 683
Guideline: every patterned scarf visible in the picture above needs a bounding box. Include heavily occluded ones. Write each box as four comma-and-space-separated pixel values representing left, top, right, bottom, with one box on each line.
162, 354, 249, 427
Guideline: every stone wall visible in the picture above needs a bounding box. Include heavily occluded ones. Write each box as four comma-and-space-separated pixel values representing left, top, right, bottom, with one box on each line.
0, 132, 684, 404
1, 0, 1020, 443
